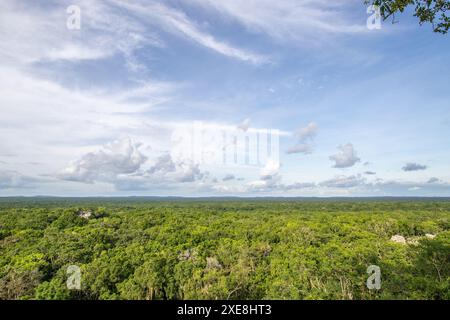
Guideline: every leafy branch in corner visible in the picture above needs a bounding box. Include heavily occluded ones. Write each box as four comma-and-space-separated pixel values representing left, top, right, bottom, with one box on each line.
365, 0, 450, 33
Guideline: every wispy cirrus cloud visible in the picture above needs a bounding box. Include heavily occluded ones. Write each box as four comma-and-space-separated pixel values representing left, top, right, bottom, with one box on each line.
185, 0, 367, 45
108, 0, 269, 64
0, 0, 160, 67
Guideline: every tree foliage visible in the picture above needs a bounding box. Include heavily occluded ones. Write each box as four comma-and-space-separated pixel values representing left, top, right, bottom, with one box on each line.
366, 0, 450, 33
0, 199, 449, 300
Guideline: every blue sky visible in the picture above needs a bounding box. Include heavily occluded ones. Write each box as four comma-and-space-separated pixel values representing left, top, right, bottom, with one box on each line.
0, 0, 449, 196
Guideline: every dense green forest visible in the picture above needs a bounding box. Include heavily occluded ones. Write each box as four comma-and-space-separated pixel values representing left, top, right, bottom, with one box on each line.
0, 198, 448, 300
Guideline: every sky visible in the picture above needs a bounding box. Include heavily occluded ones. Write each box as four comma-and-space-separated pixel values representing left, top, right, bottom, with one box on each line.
0, 0, 449, 197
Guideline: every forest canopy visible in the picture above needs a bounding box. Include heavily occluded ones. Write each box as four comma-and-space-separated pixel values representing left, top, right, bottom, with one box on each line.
0, 199, 448, 300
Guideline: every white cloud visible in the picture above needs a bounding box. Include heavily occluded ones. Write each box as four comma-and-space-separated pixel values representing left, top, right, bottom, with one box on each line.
286, 122, 318, 155
329, 143, 360, 168
45, 45, 110, 61
0, 0, 184, 194
237, 160, 282, 192
1, 0, 272, 68
204, 173, 450, 196
0, 65, 176, 169
296, 122, 318, 141
59, 138, 147, 183
185, 0, 367, 45
0, 0, 159, 67
0, 1, 447, 197
109, 0, 269, 64
58, 138, 208, 190
260, 160, 280, 179
145, 154, 207, 183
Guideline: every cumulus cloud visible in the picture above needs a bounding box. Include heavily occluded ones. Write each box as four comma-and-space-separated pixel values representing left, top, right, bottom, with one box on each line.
58, 137, 208, 190
144, 153, 206, 183
59, 138, 147, 183
329, 143, 360, 168
286, 122, 318, 155
243, 161, 316, 193
147, 154, 176, 175
402, 163, 428, 172
242, 160, 281, 192
260, 160, 280, 179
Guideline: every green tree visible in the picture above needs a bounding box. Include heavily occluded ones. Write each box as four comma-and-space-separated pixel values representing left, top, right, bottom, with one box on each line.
366, 0, 450, 33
